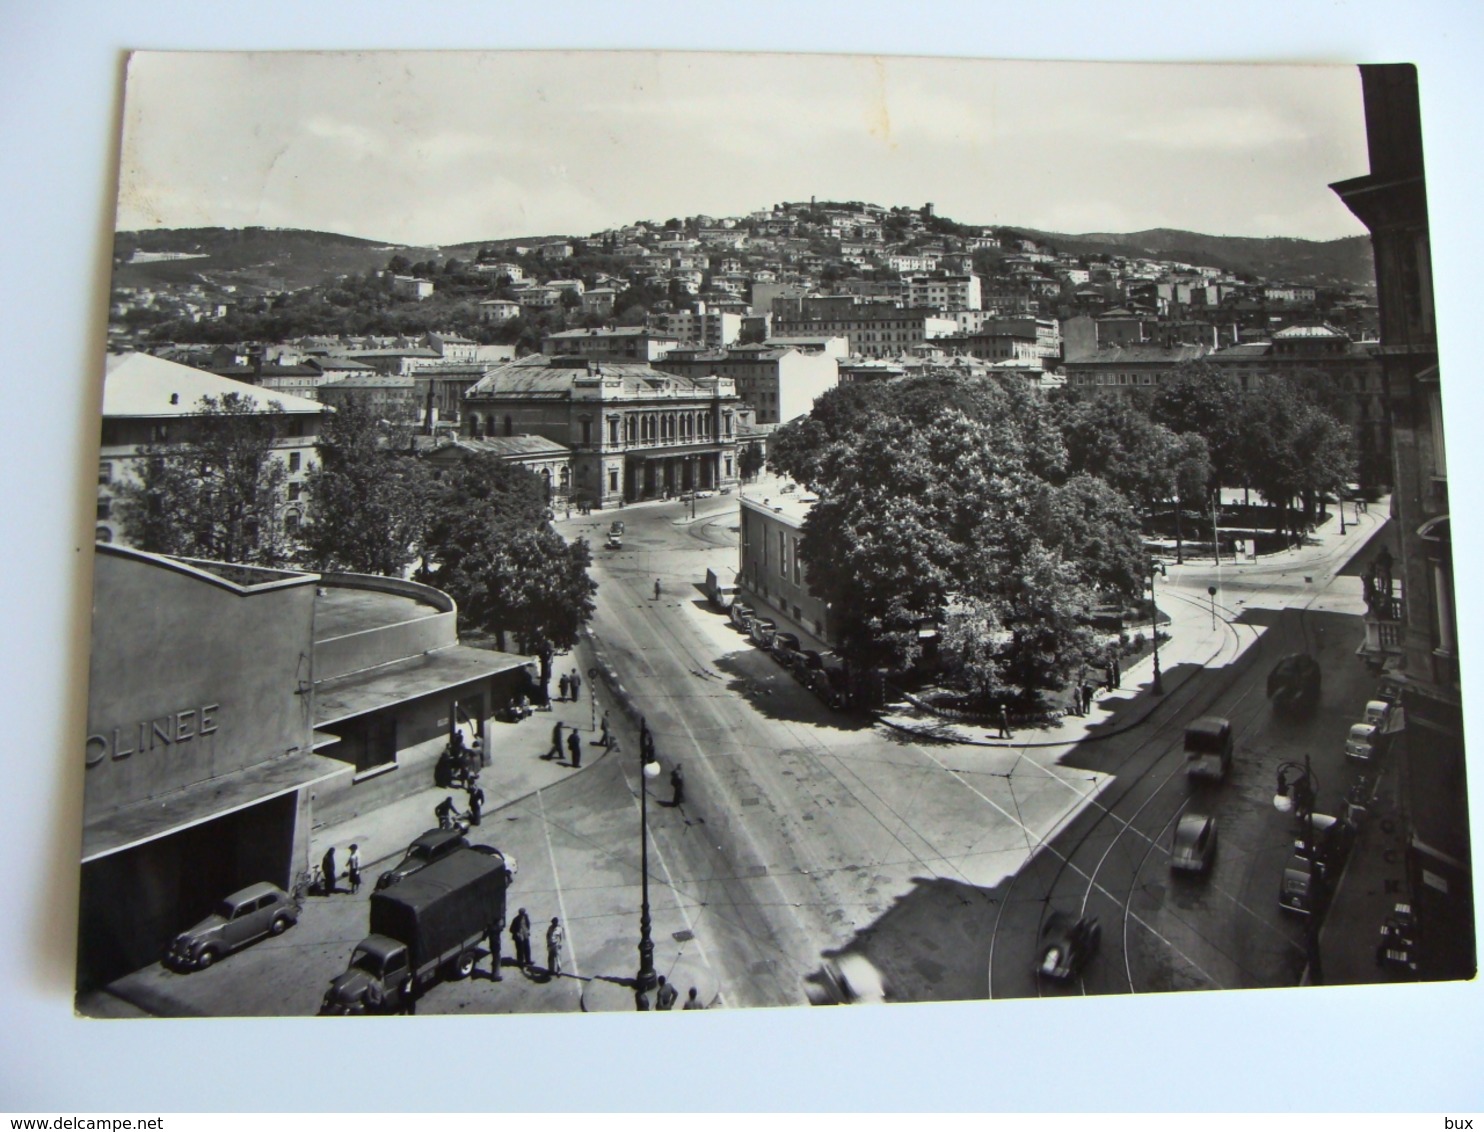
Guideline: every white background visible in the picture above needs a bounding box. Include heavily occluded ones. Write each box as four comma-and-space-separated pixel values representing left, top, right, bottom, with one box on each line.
1, 0, 1481, 1112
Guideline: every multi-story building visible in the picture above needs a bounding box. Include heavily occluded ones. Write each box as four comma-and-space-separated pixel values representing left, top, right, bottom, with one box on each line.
1331, 63, 1471, 981
648, 309, 742, 350
656, 344, 838, 426
478, 298, 521, 324
581, 288, 617, 319
316, 373, 420, 422
541, 326, 681, 363
96, 353, 323, 547
423, 331, 479, 363
390, 275, 434, 301
423, 434, 574, 504
1060, 343, 1210, 392
737, 489, 832, 643
1206, 324, 1390, 488
903, 272, 982, 312
463, 355, 741, 506
414, 362, 496, 431
772, 300, 957, 358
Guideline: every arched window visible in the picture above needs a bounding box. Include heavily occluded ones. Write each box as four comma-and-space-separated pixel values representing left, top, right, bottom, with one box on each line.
284, 511, 302, 536
469, 413, 483, 438
95, 525, 112, 544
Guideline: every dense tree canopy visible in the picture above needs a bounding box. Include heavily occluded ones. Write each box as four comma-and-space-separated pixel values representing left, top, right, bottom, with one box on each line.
302, 396, 433, 576
114, 393, 293, 566
418, 457, 597, 685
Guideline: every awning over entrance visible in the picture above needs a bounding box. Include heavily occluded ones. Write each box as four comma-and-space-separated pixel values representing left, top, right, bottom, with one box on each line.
82, 751, 350, 863
314, 644, 532, 727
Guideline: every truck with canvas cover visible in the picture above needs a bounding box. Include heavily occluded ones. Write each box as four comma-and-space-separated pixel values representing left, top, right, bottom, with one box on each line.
320, 846, 510, 1015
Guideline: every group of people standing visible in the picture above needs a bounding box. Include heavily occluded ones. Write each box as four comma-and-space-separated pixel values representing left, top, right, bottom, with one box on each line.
317, 843, 361, 896
503, 907, 565, 978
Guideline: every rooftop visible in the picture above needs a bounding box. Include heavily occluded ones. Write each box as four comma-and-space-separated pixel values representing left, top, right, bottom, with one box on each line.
103, 353, 325, 418
313, 584, 446, 642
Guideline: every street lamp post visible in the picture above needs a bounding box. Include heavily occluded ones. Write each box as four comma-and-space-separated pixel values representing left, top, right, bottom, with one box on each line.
1149, 561, 1166, 695
636, 755, 662, 995
1274, 756, 1325, 985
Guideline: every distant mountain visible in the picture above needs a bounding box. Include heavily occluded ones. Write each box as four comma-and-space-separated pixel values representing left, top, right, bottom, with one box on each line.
112, 227, 439, 290
1018, 227, 1375, 289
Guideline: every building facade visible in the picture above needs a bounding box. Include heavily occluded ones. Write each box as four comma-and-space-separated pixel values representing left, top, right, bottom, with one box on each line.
463, 355, 741, 506
96, 353, 323, 547
1331, 63, 1472, 981
737, 491, 832, 642
655, 344, 839, 426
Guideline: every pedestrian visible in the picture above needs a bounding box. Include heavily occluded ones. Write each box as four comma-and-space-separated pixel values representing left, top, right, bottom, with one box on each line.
598, 712, 612, 748
546, 917, 564, 977
656, 975, 679, 1010
567, 728, 582, 768
1112, 657, 1122, 689
1082, 681, 1094, 713
346, 843, 362, 894
467, 783, 485, 827
559, 673, 571, 703
510, 907, 532, 969
486, 915, 505, 982
670, 763, 685, 806
546, 721, 563, 760
435, 794, 458, 829
997, 705, 1013, 740
654, 578, 662, 601
321, 846, 337, 896
570, 670, 582, 701
635, 987, 652, 1011
683, 987, 703, 1010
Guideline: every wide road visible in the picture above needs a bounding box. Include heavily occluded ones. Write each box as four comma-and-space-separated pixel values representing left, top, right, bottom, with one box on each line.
575, 489, 1385, 1007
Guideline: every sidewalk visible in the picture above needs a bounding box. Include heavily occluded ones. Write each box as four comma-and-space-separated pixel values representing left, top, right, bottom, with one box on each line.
308, 642, 611, 875
878, 500, 1386, 750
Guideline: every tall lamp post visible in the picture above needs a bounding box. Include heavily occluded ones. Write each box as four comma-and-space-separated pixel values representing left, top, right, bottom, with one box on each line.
1149, 561, 1166, 695
1274, 756, 1325, 985
636, 754, 662, 995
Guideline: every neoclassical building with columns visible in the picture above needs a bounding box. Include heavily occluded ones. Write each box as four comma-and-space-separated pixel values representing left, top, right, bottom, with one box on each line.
462, 354, 741, 507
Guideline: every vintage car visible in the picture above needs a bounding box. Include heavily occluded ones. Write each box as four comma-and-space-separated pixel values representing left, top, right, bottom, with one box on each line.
1037, 911, 1101, 981
1170, 811, 1218, 874
376, 828, 469, 891
166, 882, 299, 971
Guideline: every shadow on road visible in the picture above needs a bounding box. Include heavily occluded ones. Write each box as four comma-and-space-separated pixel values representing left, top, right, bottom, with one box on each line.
710, 651, 873, 732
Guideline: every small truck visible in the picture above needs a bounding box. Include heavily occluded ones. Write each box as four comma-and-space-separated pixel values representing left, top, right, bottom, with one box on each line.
704, 567, 740, 610
1184, 716, 1234, 782
320, 846, 511, 1015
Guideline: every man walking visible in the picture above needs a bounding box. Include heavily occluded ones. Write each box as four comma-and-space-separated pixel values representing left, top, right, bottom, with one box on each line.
567, 728, 582, 769
656, 975, 679, 1010
559, 673, 571, 703
670, 763, 685, 806
510, 907, 532, 969
546, 917, 565, 977
546, 721, 563, 760
570, 669, 582, 702
997, 705, 1013, 740
654, 578, 662, 601
321, 845, 337, 896
598, 712, 612, 748
1112, 656, 1122, 689
346, 844, 362, 894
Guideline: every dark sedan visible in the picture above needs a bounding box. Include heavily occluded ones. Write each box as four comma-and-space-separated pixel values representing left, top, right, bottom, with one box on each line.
1037, 911, 1101, 981
375, 828, 468, 890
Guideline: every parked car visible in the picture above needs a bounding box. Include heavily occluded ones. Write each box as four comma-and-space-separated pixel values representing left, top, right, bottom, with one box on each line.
749, 618, 778, 648
694, 489, 715, 499
376, 828, 469, 891
605, 532, 622, 550
1292, 813, 1353, 879
1279, 852, 1326, 915
166, 882, 299, 971
609, 520, 625, 537
1037, 912, 1101, 981
1170, 811, 1218, 873
770, 632, 801, 662
781, 482, 797, 494
729, 603, 755, 630
1267, 653, 1322, 714
1345, 722, 1379, 762
1362, 699, 1392, 728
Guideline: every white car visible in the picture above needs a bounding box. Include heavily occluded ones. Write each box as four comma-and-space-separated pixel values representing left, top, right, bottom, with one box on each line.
1362, 699, 1392, 728
1345, 722, 1378, 761
693, 489, 715, 499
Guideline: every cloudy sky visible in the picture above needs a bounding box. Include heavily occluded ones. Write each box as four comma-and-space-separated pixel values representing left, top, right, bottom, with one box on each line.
117, 51, 1371, 246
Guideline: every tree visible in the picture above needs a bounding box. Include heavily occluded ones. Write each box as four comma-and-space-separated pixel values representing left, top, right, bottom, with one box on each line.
420, 457, 598, 692
1151, 363, 1245, 491
302, 396, 433, 576
1051, 392, 1180, 513
738, 441, 766, 482
114, 393, 293, 565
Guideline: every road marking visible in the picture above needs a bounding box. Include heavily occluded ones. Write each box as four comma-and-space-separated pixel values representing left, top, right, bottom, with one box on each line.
537, 788, 580, 979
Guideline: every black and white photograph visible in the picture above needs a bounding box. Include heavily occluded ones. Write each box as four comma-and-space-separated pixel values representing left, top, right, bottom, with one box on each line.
75, 48, 1474, 1021
5, 3, 1484, 1113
